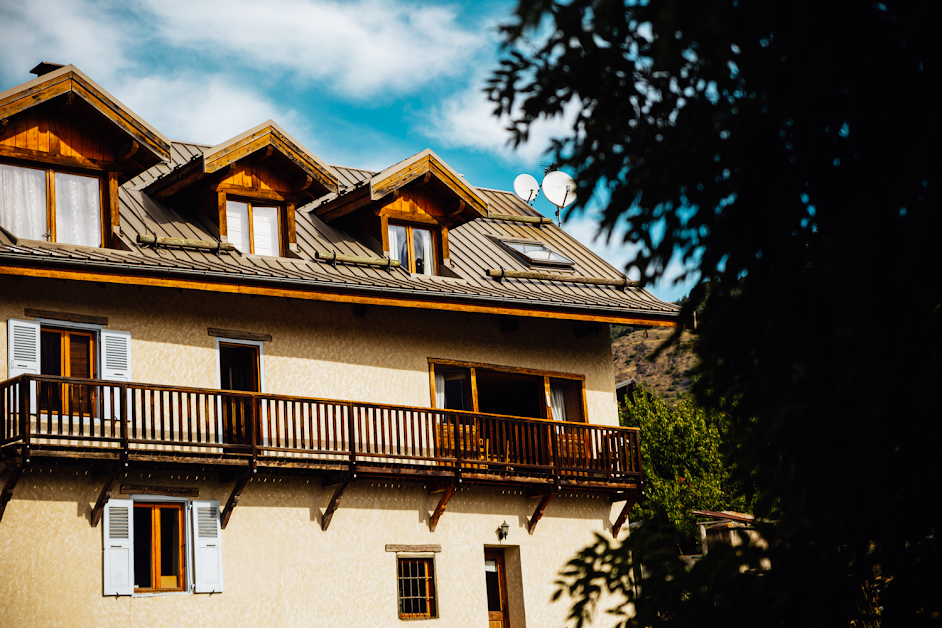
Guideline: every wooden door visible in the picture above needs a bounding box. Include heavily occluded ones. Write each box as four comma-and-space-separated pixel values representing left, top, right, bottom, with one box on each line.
219, 343, 260, 445
485, 549, 510, 628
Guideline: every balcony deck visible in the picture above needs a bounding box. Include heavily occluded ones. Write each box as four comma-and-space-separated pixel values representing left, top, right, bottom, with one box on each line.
1, 375, 642, 494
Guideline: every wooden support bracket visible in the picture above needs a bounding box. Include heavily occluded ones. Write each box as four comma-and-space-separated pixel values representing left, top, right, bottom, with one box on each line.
221, 474, 251, 530
612, 490, 639, 537
118, 140, 139, 163
527, 491, 556, 535
0, 461, 25, 523
90, 464, 123, 527
321, 474, 352, 531
429, 483, 456, 532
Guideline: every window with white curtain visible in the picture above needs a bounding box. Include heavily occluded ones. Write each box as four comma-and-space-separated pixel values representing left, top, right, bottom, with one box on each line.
0, 163, 102, 247
226, 200, 281, 256
387, 223, 436, 275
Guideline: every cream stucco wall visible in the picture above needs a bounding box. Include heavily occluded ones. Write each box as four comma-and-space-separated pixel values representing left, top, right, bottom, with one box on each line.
0, 466, 629, 628
0, 275, 630, 627
0, 275, 619, 425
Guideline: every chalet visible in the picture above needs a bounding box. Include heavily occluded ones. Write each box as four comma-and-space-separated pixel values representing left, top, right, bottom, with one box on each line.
0, 64, 684, 627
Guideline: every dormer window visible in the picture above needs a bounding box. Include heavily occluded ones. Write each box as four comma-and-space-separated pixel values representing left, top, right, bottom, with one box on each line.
499, 238, 574, 267
226, 200, 281, 256
0, 163, 102, 247
389, 223, 437, 275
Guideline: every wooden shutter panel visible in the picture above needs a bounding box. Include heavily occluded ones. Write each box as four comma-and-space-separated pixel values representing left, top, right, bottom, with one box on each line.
191, 500, 223, 593
102, 499, 134, 596
100, 330, 131, 420
7, 318, 39, 411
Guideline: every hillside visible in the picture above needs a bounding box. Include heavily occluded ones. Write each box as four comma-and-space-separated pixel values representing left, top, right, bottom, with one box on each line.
611, 326, 698, 401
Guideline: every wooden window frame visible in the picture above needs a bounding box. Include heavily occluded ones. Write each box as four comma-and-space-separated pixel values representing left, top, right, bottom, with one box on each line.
388, 220, 439, 275
428, 358, 588, 422
133, 502, 186, 594
224, 195, 285, 257
0, 159, 113, 248
497, 237, 574, 268
397, 556, 438, 620
39, 326, 97, 417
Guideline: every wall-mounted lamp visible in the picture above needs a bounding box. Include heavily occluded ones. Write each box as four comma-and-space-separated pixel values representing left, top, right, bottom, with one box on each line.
497, 520, 510, 541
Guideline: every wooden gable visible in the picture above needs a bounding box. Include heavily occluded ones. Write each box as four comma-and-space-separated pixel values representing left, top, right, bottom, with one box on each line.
314, 150, 488, 225
144, 122, 340, 257
0, 65, 171, 180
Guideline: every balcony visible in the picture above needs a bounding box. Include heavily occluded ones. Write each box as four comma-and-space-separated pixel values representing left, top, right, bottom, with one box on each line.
0, 375, 643, 529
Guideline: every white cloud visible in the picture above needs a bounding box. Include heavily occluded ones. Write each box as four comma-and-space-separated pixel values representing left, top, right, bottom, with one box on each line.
133, 0, 487, 99
424, 78, 579, 166
115, 74, 304, 146
0, 0, 131, 85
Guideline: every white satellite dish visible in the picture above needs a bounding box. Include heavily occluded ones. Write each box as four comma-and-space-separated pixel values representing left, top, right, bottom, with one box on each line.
542, 171, 577, 208
513, 173, 540, 204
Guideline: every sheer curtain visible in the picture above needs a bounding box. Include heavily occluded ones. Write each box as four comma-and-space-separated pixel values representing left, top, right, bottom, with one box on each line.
550, 384, 567, 421
414, 228, 433, 275
388, 224, 407, 265
0, 164, 46, 240
55, 172, 101, 247
435, 370, 445, 409
226, 201, 251, 253
252, 206, 279, 256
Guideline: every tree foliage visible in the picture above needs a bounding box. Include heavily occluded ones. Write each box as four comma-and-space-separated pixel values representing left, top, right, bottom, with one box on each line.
490, 1, 941, 625
621, 390, 753, 552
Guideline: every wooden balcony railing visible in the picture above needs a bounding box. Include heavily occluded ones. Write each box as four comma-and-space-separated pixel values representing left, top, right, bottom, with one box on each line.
0, 375, 642, 488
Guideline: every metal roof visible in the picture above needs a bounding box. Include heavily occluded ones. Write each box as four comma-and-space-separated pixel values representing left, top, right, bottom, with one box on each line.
0, 141, 682, 323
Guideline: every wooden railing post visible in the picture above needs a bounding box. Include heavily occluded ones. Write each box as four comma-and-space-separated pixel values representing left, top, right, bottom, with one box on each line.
19, 376, 30, 462
250, 396, 258, 471
119, 384, 129, 456
550, 421, 561, 485
347, 402, 356, 469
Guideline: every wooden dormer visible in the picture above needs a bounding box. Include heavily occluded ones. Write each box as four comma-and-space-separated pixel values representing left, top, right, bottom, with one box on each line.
311, 150, 488, 274
0, 64, 171, 249
144, 121, 339, 257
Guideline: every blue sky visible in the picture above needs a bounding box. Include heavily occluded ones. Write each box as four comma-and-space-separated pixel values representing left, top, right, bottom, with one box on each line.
0, 0, 697, 302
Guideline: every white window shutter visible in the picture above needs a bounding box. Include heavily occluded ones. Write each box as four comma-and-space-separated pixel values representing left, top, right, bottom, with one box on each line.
102, 499, 134, 596
100, 330, 131, 420
7, 318, 39, 412
191, 500, 223, 593
100, 330, 131, 381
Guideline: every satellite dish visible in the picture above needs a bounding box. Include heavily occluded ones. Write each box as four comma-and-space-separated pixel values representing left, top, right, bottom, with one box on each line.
542, 171, 577, 208
513, 174, 540, 204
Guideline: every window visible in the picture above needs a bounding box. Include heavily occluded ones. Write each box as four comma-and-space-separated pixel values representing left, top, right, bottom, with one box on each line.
388, 223, 436, 275
103, 498, 223, 596
217, 340, 262, 445
0, 163, 102, 247
397, 557, 437, 619
226, 199, 281, 256
499, 238, 574, 267
133, 503, 185, 592
39, 327, 95, 415
430, 359, 586, 422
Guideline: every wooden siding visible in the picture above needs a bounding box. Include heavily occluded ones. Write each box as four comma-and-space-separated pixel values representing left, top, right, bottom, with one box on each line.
218, 159, 292, 194
383, 187, 446, 219
0, 107, 116, 164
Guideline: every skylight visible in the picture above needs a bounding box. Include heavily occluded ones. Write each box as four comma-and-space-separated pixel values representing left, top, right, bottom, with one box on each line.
499, 238, 574, 267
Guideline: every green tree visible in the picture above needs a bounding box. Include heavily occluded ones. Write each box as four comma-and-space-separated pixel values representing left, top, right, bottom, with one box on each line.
621, 390, 752, 552
490, 1, 941, 626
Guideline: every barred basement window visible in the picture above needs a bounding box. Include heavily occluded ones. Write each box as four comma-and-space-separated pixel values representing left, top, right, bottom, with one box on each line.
397, 557, 437, 619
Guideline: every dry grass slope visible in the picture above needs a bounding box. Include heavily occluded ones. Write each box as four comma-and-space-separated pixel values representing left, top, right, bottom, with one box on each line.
612, 327, 697, 401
